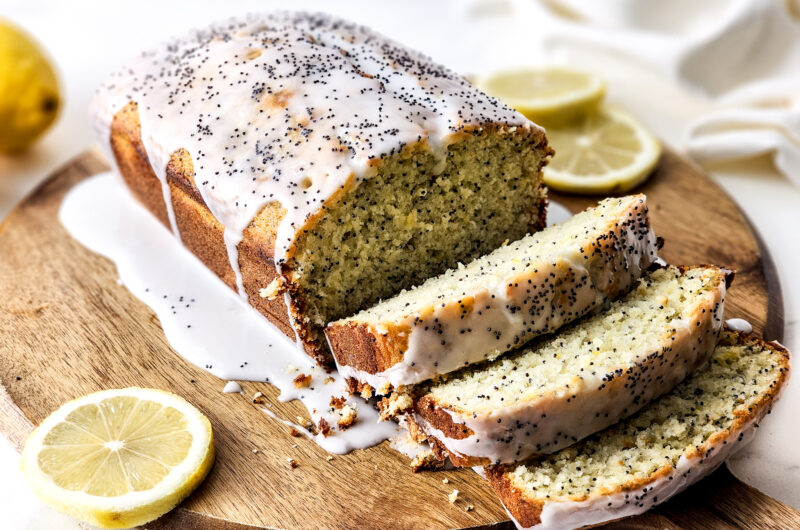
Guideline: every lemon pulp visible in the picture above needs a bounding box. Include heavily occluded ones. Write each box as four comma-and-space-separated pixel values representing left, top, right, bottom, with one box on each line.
543, 106, 661, 194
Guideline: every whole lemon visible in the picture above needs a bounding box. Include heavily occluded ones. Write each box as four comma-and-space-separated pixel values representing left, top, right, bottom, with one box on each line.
0, 19, 61, 153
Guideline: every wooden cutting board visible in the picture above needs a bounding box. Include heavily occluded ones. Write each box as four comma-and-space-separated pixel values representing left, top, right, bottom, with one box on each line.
0, 148, 797, 530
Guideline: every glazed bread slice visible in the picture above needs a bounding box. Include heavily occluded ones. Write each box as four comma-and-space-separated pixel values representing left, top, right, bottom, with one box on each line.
411, 265, 729, 467
91, 12, 550, 365
328, 195, 659, 393
487, 330, 791, 530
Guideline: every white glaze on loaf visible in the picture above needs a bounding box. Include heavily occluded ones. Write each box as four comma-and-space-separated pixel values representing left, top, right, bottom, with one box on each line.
329, 195, 659, 390
90, 11, 538, 311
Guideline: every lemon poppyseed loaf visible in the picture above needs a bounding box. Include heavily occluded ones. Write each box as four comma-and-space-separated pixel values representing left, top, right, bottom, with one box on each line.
487, 330, 790, 529
409, 265, 730, 467
327, 195, 659, 393
90, 12, 551, 365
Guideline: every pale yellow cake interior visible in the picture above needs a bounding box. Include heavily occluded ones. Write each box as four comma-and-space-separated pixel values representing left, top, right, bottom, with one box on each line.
291, 131, 548, 340
339, 196, 639, 326
506, 333, 783, 500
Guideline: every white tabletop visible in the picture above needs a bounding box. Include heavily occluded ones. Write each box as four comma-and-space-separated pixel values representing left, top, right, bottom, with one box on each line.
2, 1, 799, 528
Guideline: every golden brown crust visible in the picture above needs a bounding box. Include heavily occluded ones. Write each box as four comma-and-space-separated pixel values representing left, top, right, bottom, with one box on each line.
110, 102, 171, 228
325, 322, 409, 374
486, 465, 545, 527
109, 102, 328, 363
485, 330, 791, 528
403, 414, 490, 468
415, 396, 474, 440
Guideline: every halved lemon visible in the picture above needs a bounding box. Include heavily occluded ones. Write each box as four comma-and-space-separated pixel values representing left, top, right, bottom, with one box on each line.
21, 388, 214, 529
476, 67, 606, 126
544, 106, 661, 194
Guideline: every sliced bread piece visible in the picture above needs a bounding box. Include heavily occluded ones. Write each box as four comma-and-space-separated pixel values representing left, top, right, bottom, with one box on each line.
327, 195, 659, 394
487, 330, 790, 529
411, 265, 730, 467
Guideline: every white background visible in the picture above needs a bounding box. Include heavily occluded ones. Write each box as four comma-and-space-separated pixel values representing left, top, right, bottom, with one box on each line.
1, 1, 799, 528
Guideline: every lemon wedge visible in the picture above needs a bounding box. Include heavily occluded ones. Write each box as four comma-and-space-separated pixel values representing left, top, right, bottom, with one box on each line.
21, 388, 214, 529
543, 106, 661, 194
476, 67, 606, 126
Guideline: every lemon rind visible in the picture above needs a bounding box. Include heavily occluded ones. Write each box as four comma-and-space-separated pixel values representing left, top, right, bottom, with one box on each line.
475, 67, 607, 123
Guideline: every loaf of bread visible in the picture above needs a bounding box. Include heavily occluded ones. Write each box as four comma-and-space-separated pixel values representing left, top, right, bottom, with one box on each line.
407, 265, 729, 467
90, 12, 551, 365
327, 195, 659, 393
487, 330, 790, 529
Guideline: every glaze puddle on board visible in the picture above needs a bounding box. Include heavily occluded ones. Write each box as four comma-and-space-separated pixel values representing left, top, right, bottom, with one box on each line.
59, 171, 397, 454
59, 171, 576, 455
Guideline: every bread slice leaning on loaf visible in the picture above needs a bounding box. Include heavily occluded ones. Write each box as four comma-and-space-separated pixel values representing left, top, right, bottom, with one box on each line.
90, 11, 551, 366
327, 195, 659, 394
487, 330, 790, 530
408, 265, 730, 467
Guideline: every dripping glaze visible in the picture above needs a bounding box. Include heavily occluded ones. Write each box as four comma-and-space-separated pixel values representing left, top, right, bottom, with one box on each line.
89, 11, 539, 314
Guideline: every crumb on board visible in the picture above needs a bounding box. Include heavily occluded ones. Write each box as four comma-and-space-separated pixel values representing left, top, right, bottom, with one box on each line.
318, 418, 331, 437
287, 458, 298, 469
252, 391, 264, 404
330, 395, 347, 409
326, 455, 334, 461
293, 373, 312, 388
466, 505, 475, 512
410, 449, 446, 473
442, 478, 449, 484
289, 427, 301, 437
252, 449, 259, 454
336, 405, 357, 429
449, 489, 459, 503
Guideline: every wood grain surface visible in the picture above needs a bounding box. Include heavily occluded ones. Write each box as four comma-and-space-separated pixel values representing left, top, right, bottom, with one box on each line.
0, 149, 796, 529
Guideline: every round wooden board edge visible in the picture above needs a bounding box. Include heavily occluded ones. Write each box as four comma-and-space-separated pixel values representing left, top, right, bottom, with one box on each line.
0, 148, 790, 529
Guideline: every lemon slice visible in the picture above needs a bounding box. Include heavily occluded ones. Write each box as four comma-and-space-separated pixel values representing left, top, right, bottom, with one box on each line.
543, 106, 661, 194
21, 388, 214, 529
476, 67, 606, 126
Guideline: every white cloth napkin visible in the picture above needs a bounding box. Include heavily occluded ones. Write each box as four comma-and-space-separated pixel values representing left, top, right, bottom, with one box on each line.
460, 0, 800, 186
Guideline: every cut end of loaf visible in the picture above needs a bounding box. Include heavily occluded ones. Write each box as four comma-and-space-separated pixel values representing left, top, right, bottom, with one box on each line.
293, 126, 550, 360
